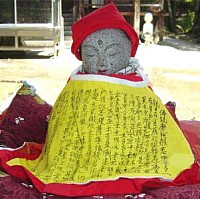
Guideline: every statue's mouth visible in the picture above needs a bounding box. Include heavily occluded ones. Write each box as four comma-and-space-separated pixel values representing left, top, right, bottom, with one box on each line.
97, 70, 107, 74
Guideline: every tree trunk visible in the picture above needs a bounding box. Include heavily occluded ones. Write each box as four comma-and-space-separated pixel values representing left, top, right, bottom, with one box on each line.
189, 0, 200, 37
166, 0, 176, 32
170, 0, 176, 24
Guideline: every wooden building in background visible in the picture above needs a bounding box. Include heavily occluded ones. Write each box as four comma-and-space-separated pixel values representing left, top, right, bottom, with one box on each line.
62, 0, 167, 42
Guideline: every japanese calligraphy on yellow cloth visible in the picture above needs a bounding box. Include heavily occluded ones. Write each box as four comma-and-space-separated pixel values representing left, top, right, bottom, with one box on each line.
8, 75, 194, 184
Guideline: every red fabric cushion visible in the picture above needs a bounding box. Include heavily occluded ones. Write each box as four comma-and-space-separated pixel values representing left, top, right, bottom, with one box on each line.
145, 183, 200, 198
0, 176, 72, 199
0, 83, 52, 148
0, 173, 200, 199
0, 175, 155, 199
0, 129, 24, 148
0, 109, 7, 124
179, 120, 200, 164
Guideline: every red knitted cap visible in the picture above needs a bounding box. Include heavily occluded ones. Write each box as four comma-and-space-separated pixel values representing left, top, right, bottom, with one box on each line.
71, 3, 139, 60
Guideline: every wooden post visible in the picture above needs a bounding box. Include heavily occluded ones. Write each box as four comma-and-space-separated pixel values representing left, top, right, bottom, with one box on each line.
134, 0, 140, 36
158, 11, 164, 41
158, 0, 165, 42
73, 0, 78, 22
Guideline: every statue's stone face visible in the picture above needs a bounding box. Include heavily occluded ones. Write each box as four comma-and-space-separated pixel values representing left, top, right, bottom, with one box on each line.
81, 29, 131, 74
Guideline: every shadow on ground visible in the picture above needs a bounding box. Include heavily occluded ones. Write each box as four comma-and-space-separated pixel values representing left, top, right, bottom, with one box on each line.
159, 37, 200, 51
0, 51, 54, 59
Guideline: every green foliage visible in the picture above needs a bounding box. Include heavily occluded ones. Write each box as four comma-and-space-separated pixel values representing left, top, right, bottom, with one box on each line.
176, 11, 195, 33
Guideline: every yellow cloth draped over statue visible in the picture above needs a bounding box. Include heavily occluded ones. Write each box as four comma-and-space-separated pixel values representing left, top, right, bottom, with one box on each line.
8, 74, 194, 184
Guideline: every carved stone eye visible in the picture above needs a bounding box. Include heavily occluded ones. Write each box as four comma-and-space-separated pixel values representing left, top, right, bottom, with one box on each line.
109, 52, 118, 57
87, 54, 95, 58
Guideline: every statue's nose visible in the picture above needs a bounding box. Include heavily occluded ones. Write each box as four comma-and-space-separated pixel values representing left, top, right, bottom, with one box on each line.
98, 57, 106, 68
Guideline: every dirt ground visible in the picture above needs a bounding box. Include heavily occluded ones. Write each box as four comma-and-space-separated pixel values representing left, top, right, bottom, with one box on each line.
0, 40, 200, 121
